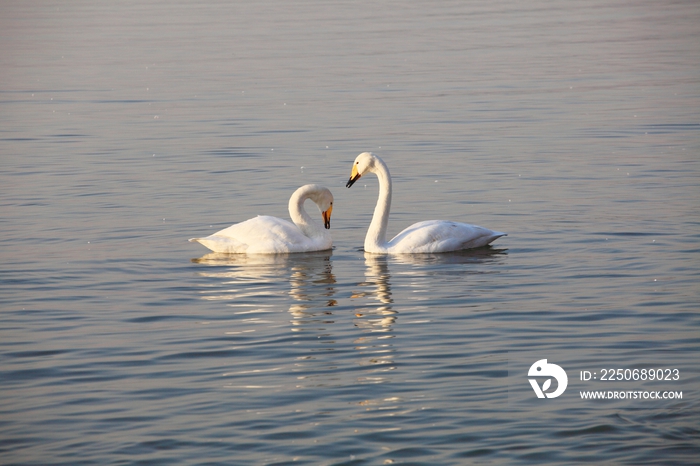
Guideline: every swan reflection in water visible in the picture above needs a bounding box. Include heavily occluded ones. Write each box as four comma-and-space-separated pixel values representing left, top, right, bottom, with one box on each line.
192, 251, 338, 388
192, 251, 336, 333
352, 254, 397, 384
351, 247, 507, 385
191, 247, 505, 390
352, 247, 507, 326
192, 250, 336, 308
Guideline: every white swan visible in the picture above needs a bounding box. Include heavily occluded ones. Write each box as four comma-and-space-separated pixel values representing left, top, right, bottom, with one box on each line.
346, 152, 505, 254
189, 184, 333, 253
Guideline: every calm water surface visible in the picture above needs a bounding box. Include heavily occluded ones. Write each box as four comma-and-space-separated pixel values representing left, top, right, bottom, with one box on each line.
2, 1, 699, 464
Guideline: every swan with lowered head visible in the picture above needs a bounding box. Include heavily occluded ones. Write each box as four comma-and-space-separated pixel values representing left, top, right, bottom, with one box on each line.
189, 184, 333, 253
346, 152, 505, 254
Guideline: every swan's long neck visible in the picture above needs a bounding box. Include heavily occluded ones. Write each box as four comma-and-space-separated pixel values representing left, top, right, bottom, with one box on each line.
289, 187, 321, 238
366, 158, 392, 252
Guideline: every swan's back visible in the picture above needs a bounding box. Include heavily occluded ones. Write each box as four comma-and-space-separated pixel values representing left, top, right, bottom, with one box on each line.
387, 220, 506, 253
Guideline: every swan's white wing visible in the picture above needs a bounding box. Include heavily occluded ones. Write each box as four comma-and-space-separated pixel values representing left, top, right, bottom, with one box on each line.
190, 215, 331, 254
387, 220, 506, 253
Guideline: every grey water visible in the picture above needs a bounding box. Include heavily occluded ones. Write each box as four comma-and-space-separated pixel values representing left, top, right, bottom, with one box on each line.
1, 1, 699, 464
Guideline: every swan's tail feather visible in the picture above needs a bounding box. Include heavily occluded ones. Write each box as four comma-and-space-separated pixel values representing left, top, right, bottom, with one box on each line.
457, 230, 506, 250
487, 231, 507, 244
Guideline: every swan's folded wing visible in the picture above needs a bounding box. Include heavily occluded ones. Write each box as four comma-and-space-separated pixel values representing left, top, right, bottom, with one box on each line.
242, 216, 324, 253
389, 220, 505, 253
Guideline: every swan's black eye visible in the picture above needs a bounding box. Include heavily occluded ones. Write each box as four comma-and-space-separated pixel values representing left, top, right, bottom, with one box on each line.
355, 162, 359, 165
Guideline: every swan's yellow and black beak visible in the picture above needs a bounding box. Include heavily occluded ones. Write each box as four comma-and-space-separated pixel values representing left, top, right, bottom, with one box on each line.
346, 165, 361, 188
322, 205, 332, 229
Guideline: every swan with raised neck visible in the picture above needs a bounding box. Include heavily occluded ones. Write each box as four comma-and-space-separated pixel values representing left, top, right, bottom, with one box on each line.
346, 152, 505, 254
